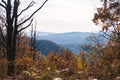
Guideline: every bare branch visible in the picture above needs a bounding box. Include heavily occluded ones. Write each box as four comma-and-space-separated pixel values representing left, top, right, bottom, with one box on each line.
100, 31, 110, 40
0, 3, 6, 8
18, 18, 33, 33
18, 1, 35, 17
17, 0, 48, 26
2, 0, 7, 6
11, 0, 19, 23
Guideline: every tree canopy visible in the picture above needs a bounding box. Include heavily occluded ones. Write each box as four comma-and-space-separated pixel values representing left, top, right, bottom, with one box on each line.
93, 0, 120, 42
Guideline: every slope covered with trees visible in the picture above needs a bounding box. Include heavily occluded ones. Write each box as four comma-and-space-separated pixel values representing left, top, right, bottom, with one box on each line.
35, 40, 63, 56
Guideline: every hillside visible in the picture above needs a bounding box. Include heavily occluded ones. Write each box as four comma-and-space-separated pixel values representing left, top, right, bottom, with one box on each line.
35, 40, 63, 56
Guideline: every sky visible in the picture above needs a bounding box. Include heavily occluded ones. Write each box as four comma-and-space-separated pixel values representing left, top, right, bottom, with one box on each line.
23, 0, 101, 33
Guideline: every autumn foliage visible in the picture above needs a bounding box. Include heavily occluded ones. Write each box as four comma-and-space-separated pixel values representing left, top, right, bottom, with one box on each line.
0, 0, 120, 79
0, 33, 120, 80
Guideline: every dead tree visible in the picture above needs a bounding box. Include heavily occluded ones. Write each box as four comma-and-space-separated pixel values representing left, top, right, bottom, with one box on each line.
0, 0, 48, 76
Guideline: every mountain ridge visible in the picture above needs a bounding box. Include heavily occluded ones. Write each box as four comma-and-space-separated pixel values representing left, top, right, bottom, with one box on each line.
27, 32, 103, 54
36, 40, 63, 56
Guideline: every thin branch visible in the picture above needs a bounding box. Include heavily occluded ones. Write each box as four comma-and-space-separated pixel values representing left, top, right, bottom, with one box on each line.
18, 1, 35, 17
18, 18, 33, 33
1, 0, 7, 6
12, 0, 19, 24
17, 0, 48, 27
99, 31, 110, 40
0, 3, 6, 8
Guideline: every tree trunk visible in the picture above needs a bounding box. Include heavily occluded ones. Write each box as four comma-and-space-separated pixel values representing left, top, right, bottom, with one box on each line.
7, 48, 15, 76
6, 0, 15, 75
6, 30, 17, 75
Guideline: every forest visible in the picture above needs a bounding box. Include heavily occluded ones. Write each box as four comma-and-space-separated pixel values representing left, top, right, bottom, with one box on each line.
0, 0, 120, 80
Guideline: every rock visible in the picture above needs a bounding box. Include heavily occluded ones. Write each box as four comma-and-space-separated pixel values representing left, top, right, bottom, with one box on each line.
53, 78, 63, 80
116, 76, 120, 80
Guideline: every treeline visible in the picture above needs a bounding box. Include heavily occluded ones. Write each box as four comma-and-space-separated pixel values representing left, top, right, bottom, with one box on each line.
0, 33, 120, 80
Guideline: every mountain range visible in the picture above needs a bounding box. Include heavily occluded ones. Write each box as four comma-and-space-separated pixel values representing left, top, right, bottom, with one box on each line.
27, 32, 106, 55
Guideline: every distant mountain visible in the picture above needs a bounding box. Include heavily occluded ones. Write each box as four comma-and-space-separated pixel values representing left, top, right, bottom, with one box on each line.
36, 32, 95, 54
37, 32, 92, 44
27, 32, 106, 54
35, 40, 63, 56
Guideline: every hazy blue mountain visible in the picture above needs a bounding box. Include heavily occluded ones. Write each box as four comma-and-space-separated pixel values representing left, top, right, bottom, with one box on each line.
35, 40, 63, 56
28, 32, 106, 54
36, 32, 95, 54
37, 32, 91, 44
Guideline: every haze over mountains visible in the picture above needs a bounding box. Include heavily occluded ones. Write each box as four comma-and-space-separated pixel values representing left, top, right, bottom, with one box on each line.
28, 32, 106, 55
34, 32, 99, 54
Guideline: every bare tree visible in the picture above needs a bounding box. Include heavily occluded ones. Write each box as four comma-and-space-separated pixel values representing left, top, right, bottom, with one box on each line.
0, 0, 48, 76
30, 18, 37, 61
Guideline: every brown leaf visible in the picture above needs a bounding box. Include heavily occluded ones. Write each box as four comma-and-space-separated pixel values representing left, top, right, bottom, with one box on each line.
117, 25, 120, 30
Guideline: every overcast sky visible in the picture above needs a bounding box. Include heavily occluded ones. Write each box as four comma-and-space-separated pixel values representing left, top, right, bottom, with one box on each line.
23, 0, 101, 33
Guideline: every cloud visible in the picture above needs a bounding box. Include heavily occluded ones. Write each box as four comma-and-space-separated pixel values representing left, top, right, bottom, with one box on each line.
25, 0, 100, 33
